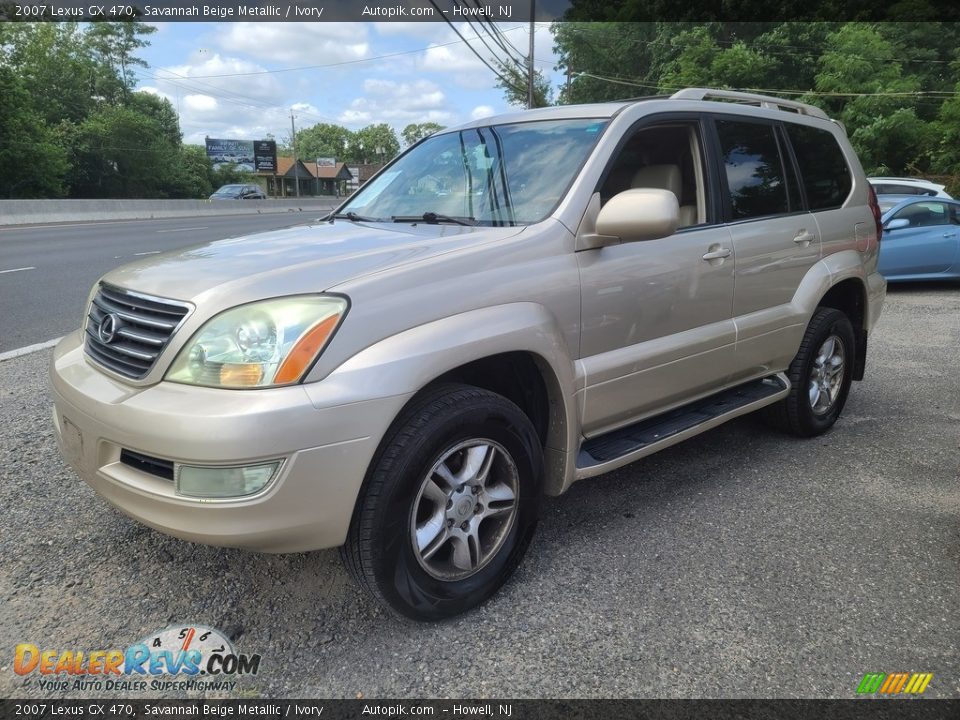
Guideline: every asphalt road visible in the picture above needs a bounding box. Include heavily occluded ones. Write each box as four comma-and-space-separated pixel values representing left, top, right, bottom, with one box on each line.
0, 284, 957, 699
0, 210, 334, 352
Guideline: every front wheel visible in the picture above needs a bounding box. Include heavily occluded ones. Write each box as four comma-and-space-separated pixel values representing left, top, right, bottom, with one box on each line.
765, 307, 855, 437
341, 384, 543, 620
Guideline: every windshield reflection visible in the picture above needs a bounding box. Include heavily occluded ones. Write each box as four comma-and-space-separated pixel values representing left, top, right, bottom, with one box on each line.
341, 118, 608, 226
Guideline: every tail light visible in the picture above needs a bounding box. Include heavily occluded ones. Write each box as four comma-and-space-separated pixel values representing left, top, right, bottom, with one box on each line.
868, 184, 883, 243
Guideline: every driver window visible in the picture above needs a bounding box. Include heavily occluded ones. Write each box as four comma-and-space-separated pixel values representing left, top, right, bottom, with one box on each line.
599, 123, 707, 229
893, 201, 949, 228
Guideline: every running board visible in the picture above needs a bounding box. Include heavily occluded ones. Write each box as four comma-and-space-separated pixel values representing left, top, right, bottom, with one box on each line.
576, 373, 790, 480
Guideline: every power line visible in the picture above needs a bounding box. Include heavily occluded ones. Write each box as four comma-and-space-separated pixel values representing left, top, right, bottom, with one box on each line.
426, 0, 528, 96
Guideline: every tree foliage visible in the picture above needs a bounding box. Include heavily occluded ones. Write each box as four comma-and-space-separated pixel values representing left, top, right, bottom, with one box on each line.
549, 19, 960, 185
401, 122, 446, 146
495, 62, 553, 108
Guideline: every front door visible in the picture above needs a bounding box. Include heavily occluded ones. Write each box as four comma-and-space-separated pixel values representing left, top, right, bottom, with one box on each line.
577, 120, 736, 436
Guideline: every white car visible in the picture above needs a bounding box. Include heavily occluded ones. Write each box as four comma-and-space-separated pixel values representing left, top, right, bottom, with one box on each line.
868, 177, 952, 198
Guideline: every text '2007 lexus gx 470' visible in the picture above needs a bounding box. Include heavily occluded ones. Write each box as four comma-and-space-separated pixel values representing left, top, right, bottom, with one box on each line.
51, 89, 886, 620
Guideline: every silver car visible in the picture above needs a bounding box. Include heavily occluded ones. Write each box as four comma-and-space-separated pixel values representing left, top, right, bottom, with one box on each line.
51, 89, 886, 619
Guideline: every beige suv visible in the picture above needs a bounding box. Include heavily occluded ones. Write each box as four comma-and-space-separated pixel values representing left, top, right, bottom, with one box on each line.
51, 89, 886, 619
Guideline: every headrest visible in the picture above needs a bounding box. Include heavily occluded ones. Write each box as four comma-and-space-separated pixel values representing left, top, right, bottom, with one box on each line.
631, 164, 682, 200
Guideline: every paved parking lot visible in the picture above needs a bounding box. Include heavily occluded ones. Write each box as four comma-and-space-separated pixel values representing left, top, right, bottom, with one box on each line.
1, 284, 957, 699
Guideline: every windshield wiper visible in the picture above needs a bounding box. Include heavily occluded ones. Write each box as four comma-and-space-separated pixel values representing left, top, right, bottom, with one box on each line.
331, 211, 382, 222
392, 212, 479, 226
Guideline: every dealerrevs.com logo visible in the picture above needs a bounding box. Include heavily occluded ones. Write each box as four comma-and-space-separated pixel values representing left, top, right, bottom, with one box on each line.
856, 672, 933, 696
14, 624, 261, 692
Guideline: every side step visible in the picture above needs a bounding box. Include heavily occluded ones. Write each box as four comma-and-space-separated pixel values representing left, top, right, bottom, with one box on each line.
576, 373, 789, 479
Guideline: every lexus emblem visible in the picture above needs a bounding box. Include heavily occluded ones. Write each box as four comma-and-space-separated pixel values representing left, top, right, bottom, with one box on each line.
98, 313, 121, 344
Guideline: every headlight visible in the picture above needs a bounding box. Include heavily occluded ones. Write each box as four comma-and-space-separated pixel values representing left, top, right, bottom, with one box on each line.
166, 295, 347, 388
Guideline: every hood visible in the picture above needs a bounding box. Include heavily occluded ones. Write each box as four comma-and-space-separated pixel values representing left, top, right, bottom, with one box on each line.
102, 220, 525, 304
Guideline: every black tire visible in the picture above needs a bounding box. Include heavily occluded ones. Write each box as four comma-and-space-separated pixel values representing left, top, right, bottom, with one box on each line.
764, 307, 855, 437
341, 383, 543, 621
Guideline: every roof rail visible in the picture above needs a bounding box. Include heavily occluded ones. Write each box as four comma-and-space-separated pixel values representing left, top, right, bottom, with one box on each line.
670, 88, 830, 121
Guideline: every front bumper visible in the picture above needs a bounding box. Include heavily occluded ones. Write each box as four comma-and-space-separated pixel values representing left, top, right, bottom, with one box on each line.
50, 331, 412, 553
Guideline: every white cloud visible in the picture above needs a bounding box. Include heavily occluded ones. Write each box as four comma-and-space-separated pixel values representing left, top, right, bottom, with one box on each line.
216, 23, 369, 65
145, 53, 339, 144
337, 78, 455, 128
471, 105, 496, 120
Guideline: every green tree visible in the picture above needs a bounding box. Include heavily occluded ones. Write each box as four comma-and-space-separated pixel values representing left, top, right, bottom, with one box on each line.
353, 124, 400, 163
68, 102, 179, 198
167, 144, 215, 199
295, 123, 353, 164
401, 122, 446, 146
0, 64, 68, 197
84, 20, 156, 101
495, 62, 553, 108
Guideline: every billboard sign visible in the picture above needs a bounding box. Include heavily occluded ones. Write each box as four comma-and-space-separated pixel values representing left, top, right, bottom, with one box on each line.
316, 157, 336, 167
254, 140, 278, 173
206, 139, 277, 174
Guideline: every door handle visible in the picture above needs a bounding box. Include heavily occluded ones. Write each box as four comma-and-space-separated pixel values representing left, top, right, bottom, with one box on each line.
702, 247, 732, 261
943, 233, 958, 238
794, 231, 816, 245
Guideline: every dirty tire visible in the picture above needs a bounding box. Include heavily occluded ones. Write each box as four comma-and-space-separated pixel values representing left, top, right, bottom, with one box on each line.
341, 383, 543, 621
764, 307, 855, 437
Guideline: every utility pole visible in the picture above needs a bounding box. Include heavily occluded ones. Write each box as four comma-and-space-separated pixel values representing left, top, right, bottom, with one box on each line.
527, 0, 535, 109
290, 109, 300, 198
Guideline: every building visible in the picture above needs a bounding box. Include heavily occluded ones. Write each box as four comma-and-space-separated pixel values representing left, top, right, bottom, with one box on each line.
255, 157, 384, 197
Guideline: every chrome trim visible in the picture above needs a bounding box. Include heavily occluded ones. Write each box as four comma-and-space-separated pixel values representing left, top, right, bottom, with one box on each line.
84, 283, 193, 381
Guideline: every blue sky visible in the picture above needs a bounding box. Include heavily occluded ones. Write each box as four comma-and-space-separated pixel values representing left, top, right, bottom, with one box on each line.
136, 22, 561, 147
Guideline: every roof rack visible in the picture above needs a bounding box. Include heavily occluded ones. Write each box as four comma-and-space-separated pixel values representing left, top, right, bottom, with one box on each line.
670, 88, 830, 121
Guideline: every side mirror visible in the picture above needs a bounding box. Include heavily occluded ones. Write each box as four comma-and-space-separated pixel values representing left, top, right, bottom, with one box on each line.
884, 218, 909, 231
593, 189, 679, 246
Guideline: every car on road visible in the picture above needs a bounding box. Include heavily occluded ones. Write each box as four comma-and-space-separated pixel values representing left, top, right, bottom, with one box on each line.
878, 196, 960, 281
51, 89, 886, 620
210, 184, 266, 200
868, 176, 952, 198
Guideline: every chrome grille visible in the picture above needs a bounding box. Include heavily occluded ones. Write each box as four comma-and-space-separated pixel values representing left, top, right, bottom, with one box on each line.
84, 283, 190, 380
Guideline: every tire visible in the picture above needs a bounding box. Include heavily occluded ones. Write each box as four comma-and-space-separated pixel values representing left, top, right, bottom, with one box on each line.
764, 307, 855, 437
341, 383, 543, 621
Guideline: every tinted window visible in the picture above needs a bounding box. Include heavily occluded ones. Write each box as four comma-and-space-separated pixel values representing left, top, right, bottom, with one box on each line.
717, 120, 789, 219
876, 183, 934, 196
787, 124, 853, 210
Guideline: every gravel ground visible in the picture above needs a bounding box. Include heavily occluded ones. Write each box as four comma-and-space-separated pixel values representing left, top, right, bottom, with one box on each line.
1, 284, 958, 699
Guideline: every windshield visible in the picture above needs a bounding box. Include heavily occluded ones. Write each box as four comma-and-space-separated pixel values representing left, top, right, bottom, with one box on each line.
215, 185, 244, 194
341, 118, 607, 225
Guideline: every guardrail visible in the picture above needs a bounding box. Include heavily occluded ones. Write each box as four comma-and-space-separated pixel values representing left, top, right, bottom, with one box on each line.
0, 198, 341, 227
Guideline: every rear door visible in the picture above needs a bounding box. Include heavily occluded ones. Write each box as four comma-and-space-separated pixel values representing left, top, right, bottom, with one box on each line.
712, 117, 819, 380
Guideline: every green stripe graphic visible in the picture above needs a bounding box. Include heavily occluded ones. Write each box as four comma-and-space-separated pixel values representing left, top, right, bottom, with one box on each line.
857, 673, 886, 694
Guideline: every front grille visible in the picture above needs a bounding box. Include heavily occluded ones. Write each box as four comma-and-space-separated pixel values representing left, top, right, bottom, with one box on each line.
120, 449, 174, 480
84, 283, 190, 380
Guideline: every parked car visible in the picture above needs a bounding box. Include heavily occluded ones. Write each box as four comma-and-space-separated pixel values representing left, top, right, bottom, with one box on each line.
876, 194, 916, 214
878, 196, 960, 281
51, 89, 886, 620
209, 184, 265, 200
868, 177, 952, 199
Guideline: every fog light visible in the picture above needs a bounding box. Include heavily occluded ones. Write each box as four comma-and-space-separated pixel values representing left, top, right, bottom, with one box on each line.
175, 462, 280, 498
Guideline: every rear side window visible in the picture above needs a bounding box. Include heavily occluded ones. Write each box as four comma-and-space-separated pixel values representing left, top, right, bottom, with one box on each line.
716, 120, 789, 220
786, 124, 852, 210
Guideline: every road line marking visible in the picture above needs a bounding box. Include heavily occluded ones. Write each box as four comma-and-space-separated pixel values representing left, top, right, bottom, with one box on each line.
155, 226, 208, 234
0, 266, 36, 274
0, 336, 64, 361
133, 250, 161, 255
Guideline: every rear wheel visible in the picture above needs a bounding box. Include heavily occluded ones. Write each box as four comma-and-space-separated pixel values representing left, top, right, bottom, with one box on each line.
341, 383, 543, 620
765, 307, 855, 437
